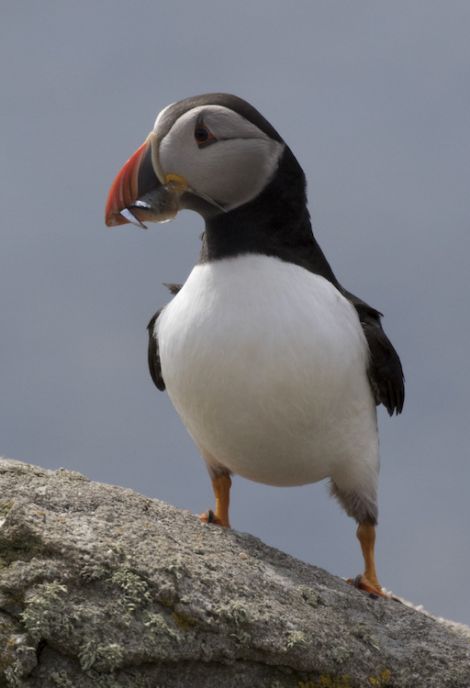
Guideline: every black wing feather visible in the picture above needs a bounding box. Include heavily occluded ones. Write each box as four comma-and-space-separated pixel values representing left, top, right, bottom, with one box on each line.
147, 310, 165, 391
344, 290, 405, 416
146, 283, 183, 393
293, 235, 404, 415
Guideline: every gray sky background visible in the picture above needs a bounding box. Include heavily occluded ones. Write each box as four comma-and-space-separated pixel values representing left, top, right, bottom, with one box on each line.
1, 1, 469, 624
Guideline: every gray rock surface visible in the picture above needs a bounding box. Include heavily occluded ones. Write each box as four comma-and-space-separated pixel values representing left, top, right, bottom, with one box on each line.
0, 457, 469, 688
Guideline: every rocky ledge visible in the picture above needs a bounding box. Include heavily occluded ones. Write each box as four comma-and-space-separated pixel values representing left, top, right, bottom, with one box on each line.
0, 457, 469, 687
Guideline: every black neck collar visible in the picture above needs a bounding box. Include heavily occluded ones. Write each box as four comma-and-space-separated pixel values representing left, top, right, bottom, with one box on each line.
199, 147, 340, 289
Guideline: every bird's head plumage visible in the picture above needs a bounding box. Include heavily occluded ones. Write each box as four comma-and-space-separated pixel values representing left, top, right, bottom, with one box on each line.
105, 93, 305, 229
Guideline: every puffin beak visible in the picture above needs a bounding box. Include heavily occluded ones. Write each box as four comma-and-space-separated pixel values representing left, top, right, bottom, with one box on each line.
105, 134, 187, 229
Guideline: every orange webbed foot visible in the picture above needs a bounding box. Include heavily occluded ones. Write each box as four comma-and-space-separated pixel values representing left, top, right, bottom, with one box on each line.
347, 574, 389, 598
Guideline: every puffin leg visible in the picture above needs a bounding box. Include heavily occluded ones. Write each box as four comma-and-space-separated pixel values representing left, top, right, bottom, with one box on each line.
199, 474, 232, 528
329, 480, 386, 597
352, 521, 385, 596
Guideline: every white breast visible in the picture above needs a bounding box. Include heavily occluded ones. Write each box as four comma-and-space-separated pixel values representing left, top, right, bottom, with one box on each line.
156, 255, 378, 488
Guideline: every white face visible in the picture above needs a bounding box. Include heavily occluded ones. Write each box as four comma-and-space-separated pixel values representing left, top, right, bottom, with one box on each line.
151, 105, 284, 212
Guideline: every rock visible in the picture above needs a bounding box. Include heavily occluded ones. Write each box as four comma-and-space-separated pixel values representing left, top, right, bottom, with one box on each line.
0, 457, 469, 688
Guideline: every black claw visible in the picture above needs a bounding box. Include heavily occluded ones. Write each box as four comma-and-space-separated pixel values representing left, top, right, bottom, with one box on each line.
207, 509, 215, 524
352, 575, 379, 599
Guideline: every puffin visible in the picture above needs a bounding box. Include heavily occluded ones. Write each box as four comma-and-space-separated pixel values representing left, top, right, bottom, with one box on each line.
105, 93, 404, 597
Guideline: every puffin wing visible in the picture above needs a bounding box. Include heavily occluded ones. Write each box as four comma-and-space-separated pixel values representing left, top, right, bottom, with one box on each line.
147, 283, 182, 393
345, 290, 405, 416
298, 237, 404, 415
147, 309, 166, 391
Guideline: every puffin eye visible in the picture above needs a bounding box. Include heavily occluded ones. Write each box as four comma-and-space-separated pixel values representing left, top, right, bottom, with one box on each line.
195, 126, 209, 142
194, 123, 217, 147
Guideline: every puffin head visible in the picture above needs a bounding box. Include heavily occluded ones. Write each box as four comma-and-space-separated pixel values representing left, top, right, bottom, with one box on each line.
105, 93, 291, 229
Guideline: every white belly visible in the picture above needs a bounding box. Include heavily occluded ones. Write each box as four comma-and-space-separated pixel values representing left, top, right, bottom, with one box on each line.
156, 255, 378, 487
